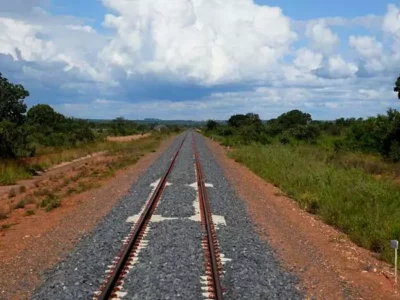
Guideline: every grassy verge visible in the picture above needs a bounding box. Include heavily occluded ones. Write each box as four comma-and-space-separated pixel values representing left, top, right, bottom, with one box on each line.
229, 143, 400, 263
0, 163, 32, 185
0, 132, 174, 224
0, 132, 167, 185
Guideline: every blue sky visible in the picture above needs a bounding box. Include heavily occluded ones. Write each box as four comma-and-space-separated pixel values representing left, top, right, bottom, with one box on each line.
0, 0, 399, 120
259, 0, 390, 19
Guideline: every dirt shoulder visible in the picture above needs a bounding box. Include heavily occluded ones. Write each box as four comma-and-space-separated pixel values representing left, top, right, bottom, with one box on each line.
207, 138, 399, 300
106, 133, 151, 142
0, 136, 175, 300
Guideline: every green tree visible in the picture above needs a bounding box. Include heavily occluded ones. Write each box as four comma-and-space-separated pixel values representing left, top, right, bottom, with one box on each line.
288, 124, 321, 142
206, 120, 218, 131
227, 114, 247, 128
27, 104, 65, 128
394, 75, 400, 99
228, 113, 262, 128
112, 117, 127, 136
0, 72, 29, 125
276, 110, 311, 130
345, 109, 400, 161
0, 73, 31, 157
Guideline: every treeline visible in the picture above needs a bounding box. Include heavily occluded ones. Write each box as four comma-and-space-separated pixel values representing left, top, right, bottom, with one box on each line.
91, 117, 150, 137
0, 73, 175, 159
206, 108, 400, 162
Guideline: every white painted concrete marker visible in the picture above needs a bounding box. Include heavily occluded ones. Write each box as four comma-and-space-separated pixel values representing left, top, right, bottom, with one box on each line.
96, 179, 171, 300
186, 182, 226, 228
121, 178, 231, 300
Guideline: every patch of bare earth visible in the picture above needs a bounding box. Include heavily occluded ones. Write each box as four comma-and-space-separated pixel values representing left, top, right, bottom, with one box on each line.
207, 138, 399, 300
0, 152, 107, 201
106, 133, 151, 142
0, 136, 174, 300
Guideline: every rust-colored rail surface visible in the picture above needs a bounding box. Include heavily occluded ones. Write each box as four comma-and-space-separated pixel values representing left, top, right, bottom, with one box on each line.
193, 134, 224, 300
96, 134, 187, 300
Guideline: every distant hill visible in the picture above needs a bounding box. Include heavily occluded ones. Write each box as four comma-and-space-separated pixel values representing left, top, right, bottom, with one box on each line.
87, 119, 206, 126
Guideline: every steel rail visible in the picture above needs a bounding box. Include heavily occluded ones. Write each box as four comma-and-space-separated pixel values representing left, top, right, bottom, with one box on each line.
97, 134, 187, 300
192, 133, 224, 300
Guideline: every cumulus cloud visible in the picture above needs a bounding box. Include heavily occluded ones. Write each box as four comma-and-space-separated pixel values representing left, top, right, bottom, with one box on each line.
305, 20, 339, 53
100, 0, 296, 85
349, 35, 383, 58
293, 48, 323, 71
0, 0, 398, 120
314, 55, 358, 79
0, 17, 56, 61
383, 4, 400, 38
66, 25, 96, 33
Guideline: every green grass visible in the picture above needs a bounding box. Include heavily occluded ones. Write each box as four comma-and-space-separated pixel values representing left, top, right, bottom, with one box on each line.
25, 209, 35, 216
0, 132, 171, 186
230, 143, 400, 263
39, 194, 61, 212
0, 162, 32, 185
15, 200, 25, 209
1, 224, 12, 230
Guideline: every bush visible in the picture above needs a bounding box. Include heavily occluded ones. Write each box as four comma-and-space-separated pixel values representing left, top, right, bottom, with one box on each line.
288, 124, 321, 142
39, 194, 60, 212
15, 200, 25, 209
345, 109, 400, 161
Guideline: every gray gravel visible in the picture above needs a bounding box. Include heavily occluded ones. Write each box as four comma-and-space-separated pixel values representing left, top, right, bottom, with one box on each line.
194, 133, 302, 299
32, 132, 302, 300
31, 134, 186, 300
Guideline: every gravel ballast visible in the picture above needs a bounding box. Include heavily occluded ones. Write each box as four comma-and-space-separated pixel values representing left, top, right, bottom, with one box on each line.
32, 132, 301, 299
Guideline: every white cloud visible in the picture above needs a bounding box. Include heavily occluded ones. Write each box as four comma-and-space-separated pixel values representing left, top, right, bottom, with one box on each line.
0, 1, 399, 120
305, 20, 339, 53
100, 0, 296, 85
315, 55, 358, 79
383, 4, 400, 38
293, 48, 323, 71
0, 17, 56, 61
93, 99, 122, 104
66, 25, 95, 33
349, 35, 382, 58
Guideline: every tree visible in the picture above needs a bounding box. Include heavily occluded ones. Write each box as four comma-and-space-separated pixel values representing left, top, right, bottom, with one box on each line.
228, 114, 247, 128
394, 75, 400, 99
206, 120, 218, 131
276, 110, 311, 130
27, 104, 65, 128
0, 73, 31, 157
288, 124, 321, 142
228, 113, 262, 128
0, 72, 29, 124
0, 120, 33, 158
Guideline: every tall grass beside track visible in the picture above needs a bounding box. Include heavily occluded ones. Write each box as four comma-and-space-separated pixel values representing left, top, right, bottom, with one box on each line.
0, 132, 170, 185
230, 143, 400, 263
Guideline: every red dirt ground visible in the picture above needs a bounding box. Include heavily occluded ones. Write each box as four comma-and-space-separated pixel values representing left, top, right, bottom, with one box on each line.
0, 136, 174, 300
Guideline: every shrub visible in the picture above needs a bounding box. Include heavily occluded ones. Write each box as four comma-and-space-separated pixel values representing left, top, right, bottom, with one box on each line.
15, 200, 25, 209
39, 194, 60, 212
8, 188, 17, 198
288, 124, 321, 142
0, 211, 8, 220
25, 209, 35, 216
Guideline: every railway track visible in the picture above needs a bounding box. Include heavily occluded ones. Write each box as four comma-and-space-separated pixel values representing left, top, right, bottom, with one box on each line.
95, 132, 224, 300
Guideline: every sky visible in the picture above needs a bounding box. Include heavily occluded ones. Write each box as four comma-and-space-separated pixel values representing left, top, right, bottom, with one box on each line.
0, 0, 399, 120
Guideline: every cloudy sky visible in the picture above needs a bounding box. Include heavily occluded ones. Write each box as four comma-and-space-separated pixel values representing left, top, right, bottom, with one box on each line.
0, 0, 399, 120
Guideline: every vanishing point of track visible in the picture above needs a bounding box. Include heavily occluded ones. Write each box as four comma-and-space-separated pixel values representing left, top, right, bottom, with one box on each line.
95, 132, 224, 300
